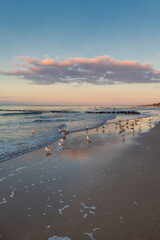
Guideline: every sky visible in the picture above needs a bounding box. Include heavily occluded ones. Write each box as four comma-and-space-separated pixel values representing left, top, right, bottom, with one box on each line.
0, 0, 160, 105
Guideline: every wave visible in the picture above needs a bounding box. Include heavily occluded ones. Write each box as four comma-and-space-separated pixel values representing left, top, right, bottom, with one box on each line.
33, 119, 68, 123
0, 123, 67, 162
33, 119, 53, 123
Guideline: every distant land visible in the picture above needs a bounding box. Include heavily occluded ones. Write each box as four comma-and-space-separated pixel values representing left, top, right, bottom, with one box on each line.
141, 103, 160, 107
152, 103, 160, 107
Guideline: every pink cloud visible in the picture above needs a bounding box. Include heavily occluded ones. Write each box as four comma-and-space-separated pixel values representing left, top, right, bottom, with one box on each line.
26, 58, 38, 64
1, 55, 160, 85
38, 59, 55, 65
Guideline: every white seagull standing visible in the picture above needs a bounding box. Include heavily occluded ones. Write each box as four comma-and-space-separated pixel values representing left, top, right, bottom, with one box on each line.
59, 142, 64, 147
45, 147, 52, 154
87, 136, 91, 143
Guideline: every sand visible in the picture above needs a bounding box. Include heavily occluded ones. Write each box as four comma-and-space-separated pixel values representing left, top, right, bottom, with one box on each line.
0, 123, 160, 240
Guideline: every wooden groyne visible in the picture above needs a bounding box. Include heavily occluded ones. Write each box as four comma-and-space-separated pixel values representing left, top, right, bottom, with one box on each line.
85, 111, 140, 114
0, 109, 140, 115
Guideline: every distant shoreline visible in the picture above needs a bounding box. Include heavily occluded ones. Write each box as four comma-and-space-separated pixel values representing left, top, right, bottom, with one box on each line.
140, 103, 160, 107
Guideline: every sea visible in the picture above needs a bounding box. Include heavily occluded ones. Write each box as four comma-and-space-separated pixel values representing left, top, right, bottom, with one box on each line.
0, 105, 160, 162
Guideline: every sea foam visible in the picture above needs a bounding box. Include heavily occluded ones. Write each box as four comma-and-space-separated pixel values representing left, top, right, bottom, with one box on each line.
48, 237, 71, 240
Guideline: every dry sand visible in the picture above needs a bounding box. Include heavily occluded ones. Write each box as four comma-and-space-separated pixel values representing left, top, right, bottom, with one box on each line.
0, 123, 160, 240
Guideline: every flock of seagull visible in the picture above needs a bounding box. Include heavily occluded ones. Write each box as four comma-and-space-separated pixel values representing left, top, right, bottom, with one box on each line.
31, 117, 154, 155
44, 129, 70, 155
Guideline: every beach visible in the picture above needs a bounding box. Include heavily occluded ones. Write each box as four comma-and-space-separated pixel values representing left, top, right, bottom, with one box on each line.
1, 0, 160, 238
0, 119, 160, 240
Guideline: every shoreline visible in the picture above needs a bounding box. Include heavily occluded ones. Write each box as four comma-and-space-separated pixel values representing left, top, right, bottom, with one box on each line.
1, 111, 157, 163
0, 121, 160, 239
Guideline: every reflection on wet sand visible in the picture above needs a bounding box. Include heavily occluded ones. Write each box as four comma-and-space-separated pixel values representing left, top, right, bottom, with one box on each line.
64, 147, 94, 160
61, 115, 156, 161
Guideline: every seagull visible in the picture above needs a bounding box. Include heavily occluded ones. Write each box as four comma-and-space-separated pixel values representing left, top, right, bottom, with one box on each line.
45, 147, 52, 154
62, 131, 68, 136
121, 134, 125, 141
59, 142, 64, 147
87, 136, 91, 143
131, 129, 135, 135
138, 128, 141, 133
106, 129, 111, 136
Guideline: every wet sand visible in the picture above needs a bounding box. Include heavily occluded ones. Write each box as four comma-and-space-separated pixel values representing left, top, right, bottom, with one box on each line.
0, 122, 160, 240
